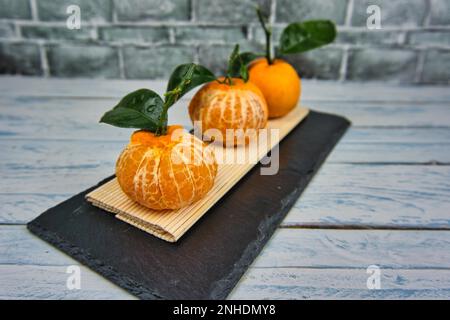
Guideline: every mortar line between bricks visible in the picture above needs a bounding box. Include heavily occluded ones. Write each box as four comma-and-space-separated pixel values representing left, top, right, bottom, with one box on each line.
414, 0, 432, 85
344, 0, 354, 27
29, 0, 39, 21
339, 45, 349, 82
194, 46, 200, 64
246, 25, 253, 41
397, 31, 407, 46
168, 28, 176, 44
111, 0, 118, 23
415, 49, 426, 83
413, 0, 432, 85
39, 44, 49, 77
13, 21, 22, 38
117, 47, 125, 79
4, 37, 450, 51
423, 0, 432, 27
190, 0, 197, 22
90, 26, 99, 41
4, 19, 450, 31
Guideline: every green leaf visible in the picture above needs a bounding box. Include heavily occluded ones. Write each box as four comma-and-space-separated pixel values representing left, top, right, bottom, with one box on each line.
239, 51, 264, 65
227, 44, 240, 77
229, 52, 263, 76
227, 47, 262, 82
279, 20, 337, 54
100, 89, 165, 131
240, 63, 249, 82
165, 63, 216, 108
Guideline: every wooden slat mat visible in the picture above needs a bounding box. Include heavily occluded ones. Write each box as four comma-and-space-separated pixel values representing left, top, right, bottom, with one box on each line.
86, 106, 309, 242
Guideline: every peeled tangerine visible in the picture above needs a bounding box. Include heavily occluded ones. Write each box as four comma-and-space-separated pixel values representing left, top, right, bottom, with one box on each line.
116, 126, 218, 210
189, 78, 268, 146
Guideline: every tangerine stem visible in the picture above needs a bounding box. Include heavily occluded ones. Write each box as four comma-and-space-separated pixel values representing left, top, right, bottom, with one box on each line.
256, 6, 273, 65
217, 76, 234, 86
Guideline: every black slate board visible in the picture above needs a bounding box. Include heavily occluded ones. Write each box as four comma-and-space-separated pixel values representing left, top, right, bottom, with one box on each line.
27, 110, 350, 300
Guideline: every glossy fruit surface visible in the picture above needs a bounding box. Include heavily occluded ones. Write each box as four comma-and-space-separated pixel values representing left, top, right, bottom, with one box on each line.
249, 58, 301, 118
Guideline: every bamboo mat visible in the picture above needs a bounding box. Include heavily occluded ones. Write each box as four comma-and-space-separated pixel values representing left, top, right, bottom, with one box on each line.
86, 106, 309, 242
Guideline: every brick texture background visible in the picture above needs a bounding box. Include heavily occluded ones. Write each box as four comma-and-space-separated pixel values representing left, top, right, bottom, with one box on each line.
0, 0, 449, 84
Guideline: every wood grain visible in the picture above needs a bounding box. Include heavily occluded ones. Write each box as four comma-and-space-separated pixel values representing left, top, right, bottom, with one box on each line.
1, 97, 450, 142
2, 226, 450, 299
3, 264, 449, 300
4, 226, 450, 269
0, 265, 134, 300
284, 164, 450, 229
2, 163, 449, 229
230, 268, 450, 299
2, 128, 449, 173
1, 77, 449, 102
252, 228, 450, 268
1, 77, 449, 299
0, 194, 71, 224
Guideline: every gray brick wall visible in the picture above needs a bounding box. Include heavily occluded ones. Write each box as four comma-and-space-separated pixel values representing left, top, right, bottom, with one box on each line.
0, 0, 449, 84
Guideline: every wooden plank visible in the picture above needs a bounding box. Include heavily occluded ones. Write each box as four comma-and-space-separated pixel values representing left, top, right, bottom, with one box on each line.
0, 168, 112, 196
330, 128, 450, 164
0, 97, 189, 141
1, 98, 450, 142
2, 164, 450, 228
0, 138, 121, 176
0, 226, 82, 266
1, 77, 449, 102
2, 264, 448, 300
330, 144, 450, 164
0, 194, 71, 224
3, 226, 450, 269
329, 151, 450, 165
343, 127, 450, 143
1, 226, 450, 299
253, 228, 450, 268
0, 265, 134, 300
0, 78, 168, 99
9, 125, 450, 224
3, 264, 449, 300
283, 164, 450, 229
229, 268, 450, 299
1, 129, 449, 172
315, 101, 450, 127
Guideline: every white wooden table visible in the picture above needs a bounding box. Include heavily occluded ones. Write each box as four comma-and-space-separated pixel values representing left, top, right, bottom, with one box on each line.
1, 77, 449, 299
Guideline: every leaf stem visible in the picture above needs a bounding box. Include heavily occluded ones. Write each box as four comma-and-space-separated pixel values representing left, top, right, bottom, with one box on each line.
217, 76, 234, 86
156, 103, 169, 136
157, 92, 176, 136
157, 71, 194, 135
256, 6, 273, 65
226, 76, 234, 85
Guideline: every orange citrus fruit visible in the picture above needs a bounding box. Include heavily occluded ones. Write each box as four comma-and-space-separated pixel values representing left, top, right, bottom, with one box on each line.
249, 58, 301, 118
116, 125, 218, 210
188, 77, 268, 146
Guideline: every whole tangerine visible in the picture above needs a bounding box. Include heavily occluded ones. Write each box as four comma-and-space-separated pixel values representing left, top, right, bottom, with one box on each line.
249, 58, 301, 118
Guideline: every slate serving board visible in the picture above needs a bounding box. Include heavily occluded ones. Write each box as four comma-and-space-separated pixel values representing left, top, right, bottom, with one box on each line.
27, 110, 350, 300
